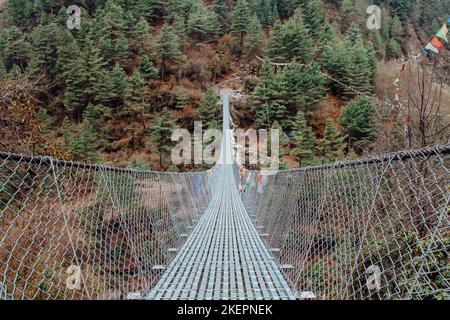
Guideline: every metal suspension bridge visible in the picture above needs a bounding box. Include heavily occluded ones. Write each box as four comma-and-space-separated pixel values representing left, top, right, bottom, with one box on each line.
0, 93, 448, 300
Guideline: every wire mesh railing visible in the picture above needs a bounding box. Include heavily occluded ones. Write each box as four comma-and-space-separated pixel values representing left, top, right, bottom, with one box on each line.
241, 145, 449, 300
1, 144, 449, 300
0, 153, 211, 300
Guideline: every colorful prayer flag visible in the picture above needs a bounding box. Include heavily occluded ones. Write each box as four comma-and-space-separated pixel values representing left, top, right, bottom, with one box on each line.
431, 37, 444, 51
425, 42, 439, 54
436, 24, 448, 42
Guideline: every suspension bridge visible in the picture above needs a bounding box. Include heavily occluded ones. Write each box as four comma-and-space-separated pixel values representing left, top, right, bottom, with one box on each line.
0, 93, 448, 300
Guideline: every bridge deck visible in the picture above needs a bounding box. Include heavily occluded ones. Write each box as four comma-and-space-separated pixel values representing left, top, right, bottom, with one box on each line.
146, 94, 295, 300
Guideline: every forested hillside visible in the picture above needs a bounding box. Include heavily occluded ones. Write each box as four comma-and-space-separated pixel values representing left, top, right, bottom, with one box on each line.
0, 0, 449, 170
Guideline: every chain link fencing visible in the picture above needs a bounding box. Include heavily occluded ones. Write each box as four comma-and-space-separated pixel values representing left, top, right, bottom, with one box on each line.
0, 152, 211, 299
241, 145, 449, 300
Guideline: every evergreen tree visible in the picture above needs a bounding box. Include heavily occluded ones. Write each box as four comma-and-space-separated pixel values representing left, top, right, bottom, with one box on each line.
291, 111, 315, 167
29, 23, 60, 80
386, 38, 401, 59
270, 120, 288, 170
64, 56, 88, 120
148, 109, 177, 168
61, 116, 73, 151
82, 39, 109, 105
252, 60, 287, 128
175, 89, 189, 109
244, 14, 262, 59
187, 3, 220, 41
213, 0, 230, 33
342, 27, 374, 100
317, 119, 345, 163
339, 96, 376, 143
390, 16, 403, 39
231, 0, 251, 52
110, 64, 129, 108
198, 88, 219, 129
127, 71, 148, 129
267, 9, 313, 63
5, 0, 33, 28
130, 17, 149, 54
340, 0, 357, 31
279, 62, 326, 117
0, 27, 30, 71
302, 0, 325, 39
36, 108, 51, 135
70, 119, 98, 162
138, 57, 159, 80
156, 24, 181, 79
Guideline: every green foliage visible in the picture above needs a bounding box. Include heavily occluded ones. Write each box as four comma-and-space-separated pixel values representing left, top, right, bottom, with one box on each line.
70, 119, 99, 163
279, 62, 326, 117
29, 23, 60, 80
186, 3, 220, 41
156, 24, 181, 78
339, 97, 376, 143
148, 109, 177, 168
291, 111, 315, 167
267, 9, 313, 63
251, 60, 287, 129
386, 38, 401, 59
36, 108, 51, 135
138, 57, 159, 80
0, 27, 30, 71
321, 23, 376, 100
198, 88, 219, 129
244, 14, 262, 59
317, 119, 345, 164
175, 88, 189, 109
231, 0, 251, 51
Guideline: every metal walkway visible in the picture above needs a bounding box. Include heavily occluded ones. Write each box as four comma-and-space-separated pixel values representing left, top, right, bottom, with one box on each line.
147, 94, 296, 300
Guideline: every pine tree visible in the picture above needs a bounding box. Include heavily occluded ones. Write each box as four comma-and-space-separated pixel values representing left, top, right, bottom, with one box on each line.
110, 64, 129, 108
279, 62, 326, 117
127, 71, 148, 129
148, 109, 177, 168
36, 108, 51, 135
317, 119, 345, 163
213, 0, 230, 33
390, 16, 403, 39
386, 38, 401, 59
340, 0, 357, 32
61, 116, 73, 151
156, 24, 181, 79
82, 39, 108, 105
70, 119, 98, 163
252, 61, 287, 129
291, 111, 315, 167
302, 0, 325, 39
342, 27, 373, 100
244, 14, 262, 59
138, 57, 159, 80
267, 9, 313, 63
131, 17, 149, 54
0, 27, 30, 71
198, 88, 219, 129
339, 96, 376, 143
187, 3, 220, 41
270, 120, 289, 170
64, 56, 88, 120
231, 0, 251, 52
29, 23, 60, 80
5, 0, 33, 28
175, 88, 189, 109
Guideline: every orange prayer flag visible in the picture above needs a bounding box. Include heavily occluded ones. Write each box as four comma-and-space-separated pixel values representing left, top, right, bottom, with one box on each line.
430, 37, 444, 52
